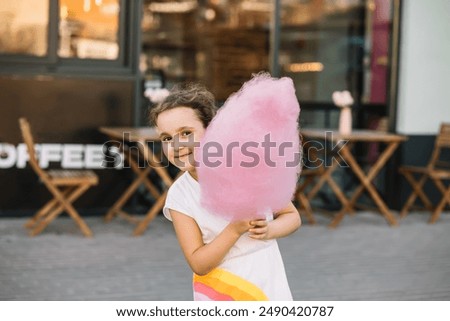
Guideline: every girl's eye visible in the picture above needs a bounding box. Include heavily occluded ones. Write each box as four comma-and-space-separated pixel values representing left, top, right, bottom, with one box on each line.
161, 136, 172, 142
181, 131, 192, 137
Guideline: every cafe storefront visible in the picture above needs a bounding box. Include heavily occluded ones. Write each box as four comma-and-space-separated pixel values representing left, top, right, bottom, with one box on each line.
0, 0, 403, 215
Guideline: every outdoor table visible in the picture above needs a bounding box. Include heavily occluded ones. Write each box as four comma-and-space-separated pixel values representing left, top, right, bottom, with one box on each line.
99, 126, 174, 235
301, 129, 407, 228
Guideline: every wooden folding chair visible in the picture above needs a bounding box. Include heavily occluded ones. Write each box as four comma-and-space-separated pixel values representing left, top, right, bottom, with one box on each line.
19, 118, 98, 237
399, 123, 450, 223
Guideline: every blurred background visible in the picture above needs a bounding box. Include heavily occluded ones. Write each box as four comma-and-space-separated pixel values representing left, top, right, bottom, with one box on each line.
1, 0, 449, 216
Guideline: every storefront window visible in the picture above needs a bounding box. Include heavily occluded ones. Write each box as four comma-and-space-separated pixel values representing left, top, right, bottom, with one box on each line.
58, 0, 120, 60
0, 0, 49, 56
141, 0, 393, 107
141, 0, 271, 101
279, 0, 392, 105
364, 0, 392, 104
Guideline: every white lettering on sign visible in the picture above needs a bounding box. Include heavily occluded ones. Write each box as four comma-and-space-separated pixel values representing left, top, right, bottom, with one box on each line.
17, 144, 31, 169
40, 144, 62, 168
0, 143, 16, 168
0, 143, 123, 169
85, 145, 105, 169
62, 145, 84, 168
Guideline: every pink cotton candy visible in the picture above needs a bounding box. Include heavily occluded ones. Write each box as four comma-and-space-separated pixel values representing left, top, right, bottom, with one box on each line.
196, 73, 301, 221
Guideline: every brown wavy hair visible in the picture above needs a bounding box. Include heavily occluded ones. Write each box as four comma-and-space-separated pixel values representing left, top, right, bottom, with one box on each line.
148, 83, 217, 128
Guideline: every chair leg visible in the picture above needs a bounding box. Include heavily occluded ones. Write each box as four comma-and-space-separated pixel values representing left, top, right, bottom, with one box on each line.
29, 204, 64, 236
429, 187, 450, 224
58, 184, 93, 237
400, 173, 433, 218
431, 178, 450, 208
30, 185, 92, 237
25, 198, 58, 229
24, 188, 73, 229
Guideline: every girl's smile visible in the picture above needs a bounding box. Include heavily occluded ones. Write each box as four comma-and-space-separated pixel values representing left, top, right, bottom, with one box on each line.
156, 106, 206, 176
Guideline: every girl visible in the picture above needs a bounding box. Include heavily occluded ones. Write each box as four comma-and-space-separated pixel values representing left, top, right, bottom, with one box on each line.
149, 83, 301, 301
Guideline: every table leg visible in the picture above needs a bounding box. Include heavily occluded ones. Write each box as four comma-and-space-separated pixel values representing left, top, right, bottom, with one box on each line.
138, 139, 173, 187
133, 190, 168, 236
329, 142, 400, 227
307, 161, 339, 200
306, 152, 353, 218
128, 156, 161, 199
131, 140, 177, 235
104, 166, 152, 222
326, 173, 353, 213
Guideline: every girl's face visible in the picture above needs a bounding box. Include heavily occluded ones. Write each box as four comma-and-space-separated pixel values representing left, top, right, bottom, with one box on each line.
156, 106, 206, 174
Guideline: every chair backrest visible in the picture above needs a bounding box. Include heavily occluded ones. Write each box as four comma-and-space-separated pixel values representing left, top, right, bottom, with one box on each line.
428, 123, 450, 170
18, 118, 48, 178
436, 123, 450, 148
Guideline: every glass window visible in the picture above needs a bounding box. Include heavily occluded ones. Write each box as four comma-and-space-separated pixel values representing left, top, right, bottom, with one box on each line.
58, 0, 120, 60
279, 0, 392, 105
141, 0, 393, 105
0, 0, 49, 56
363, 0, 392, 104
141, 0, 271, 101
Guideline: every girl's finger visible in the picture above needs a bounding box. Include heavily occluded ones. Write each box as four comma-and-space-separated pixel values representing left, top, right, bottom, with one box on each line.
250, 220, 268, 227
249, 233, 266, 240
249, 227, 268, 235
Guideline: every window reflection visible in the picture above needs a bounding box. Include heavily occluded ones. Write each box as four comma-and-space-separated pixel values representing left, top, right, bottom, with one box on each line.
0, 0, 49, 56
141, 0, 392, 104
58, 0, 120, 60
279, 0, 392, 104
280, 0, 366, 102
141, 0, 271, 100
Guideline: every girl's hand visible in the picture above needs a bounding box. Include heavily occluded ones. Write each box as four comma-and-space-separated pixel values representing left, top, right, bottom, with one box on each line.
248, 219, 269, 240
228, 220, 254, 236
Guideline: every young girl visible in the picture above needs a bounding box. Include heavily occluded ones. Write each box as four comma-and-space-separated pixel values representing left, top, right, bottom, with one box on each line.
149, 83, 301, 301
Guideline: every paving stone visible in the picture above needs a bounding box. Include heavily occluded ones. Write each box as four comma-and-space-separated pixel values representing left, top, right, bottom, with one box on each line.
0, 212, 449, 300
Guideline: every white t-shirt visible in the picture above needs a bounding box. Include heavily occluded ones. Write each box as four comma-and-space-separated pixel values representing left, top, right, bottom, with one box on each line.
163, 171, 293, 301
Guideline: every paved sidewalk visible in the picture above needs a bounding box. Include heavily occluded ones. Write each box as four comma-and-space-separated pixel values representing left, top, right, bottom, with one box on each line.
1, 211, 449, 300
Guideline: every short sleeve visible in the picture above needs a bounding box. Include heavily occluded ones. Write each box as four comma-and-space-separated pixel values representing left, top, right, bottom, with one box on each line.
163, 183, 193, 221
